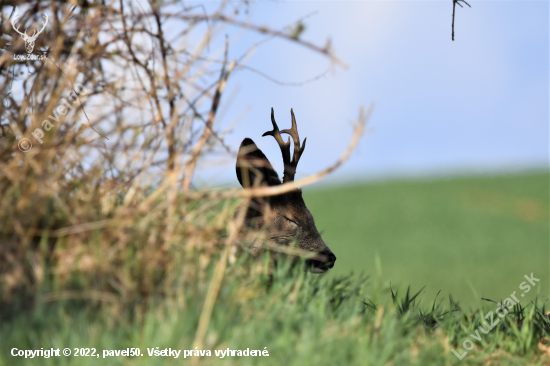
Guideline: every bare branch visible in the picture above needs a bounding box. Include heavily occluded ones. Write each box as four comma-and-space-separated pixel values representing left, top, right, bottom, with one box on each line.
452, 0, 472, 41
183, 41, 236, 190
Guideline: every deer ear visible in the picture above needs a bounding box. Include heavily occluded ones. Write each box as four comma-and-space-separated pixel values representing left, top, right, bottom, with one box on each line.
236, 138, 281, 188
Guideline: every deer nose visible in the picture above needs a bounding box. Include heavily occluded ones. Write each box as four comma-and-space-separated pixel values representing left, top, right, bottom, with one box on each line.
323, 251, 336, 268
305, 250, 336, 273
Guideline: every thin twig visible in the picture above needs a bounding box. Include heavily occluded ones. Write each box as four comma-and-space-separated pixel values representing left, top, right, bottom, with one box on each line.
42, 290, 119, 303
183, 38, 236, 190
41, 220, 110, 237
136, 12, 348, 68
452, 0, 471, 41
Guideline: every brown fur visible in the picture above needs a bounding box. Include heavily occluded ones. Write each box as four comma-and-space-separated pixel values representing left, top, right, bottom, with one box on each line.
235, 110, 336, 273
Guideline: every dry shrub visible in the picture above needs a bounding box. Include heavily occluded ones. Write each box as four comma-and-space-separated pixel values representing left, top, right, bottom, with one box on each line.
0, 0, 364, 320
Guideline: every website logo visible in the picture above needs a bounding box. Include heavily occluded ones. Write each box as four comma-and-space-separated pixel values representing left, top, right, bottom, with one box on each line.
11, 10, 48, 54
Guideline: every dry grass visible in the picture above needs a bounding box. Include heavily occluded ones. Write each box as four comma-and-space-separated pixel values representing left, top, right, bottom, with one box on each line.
0, 0, 367, 319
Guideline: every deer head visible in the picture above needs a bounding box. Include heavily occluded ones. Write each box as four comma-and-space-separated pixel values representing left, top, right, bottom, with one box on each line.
236, 108, 336, 273
11, 10, 48, 54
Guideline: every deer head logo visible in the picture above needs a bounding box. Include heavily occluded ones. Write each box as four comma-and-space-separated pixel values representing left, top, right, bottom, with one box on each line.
11, 10, 48, 54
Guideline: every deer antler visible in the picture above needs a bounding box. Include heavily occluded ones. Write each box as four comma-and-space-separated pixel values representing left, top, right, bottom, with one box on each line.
11, 11, 27, 37
28, 14, 48, 41
263, 108, 307, 183
11, 11, 48, 40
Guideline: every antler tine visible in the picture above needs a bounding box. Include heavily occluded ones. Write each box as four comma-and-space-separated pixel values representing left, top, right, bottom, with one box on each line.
29, 14, 48, 40
262, 108, 307, 183
281, 108, 307, 169
263, 108, 292, 173
37, 14, 48, 36
11, 11, 26, 36
263, 108, 291, 148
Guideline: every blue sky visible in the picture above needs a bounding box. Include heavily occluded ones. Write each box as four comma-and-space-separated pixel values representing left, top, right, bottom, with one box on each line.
191, 1, 548, 187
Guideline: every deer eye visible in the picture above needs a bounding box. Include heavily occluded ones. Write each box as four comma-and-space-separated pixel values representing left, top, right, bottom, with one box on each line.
283, 216, 299, 228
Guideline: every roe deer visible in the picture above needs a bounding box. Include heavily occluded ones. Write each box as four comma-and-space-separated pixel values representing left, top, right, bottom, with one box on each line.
235, 108, 336, 273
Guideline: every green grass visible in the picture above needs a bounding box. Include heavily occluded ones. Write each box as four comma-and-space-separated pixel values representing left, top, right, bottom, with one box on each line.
304, 171, 549, 308
1, 172, 549, 365
2, 260, 549, 366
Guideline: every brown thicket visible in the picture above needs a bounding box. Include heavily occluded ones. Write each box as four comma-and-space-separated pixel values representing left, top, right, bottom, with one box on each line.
0, 0, 368, 324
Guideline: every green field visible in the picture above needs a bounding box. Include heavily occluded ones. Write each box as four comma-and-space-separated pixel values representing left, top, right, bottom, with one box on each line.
1, 171, 549, 365
304, 171, 549, 308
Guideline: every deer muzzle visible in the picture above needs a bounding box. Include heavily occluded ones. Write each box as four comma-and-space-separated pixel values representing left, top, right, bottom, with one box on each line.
305, 250, 337, 273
